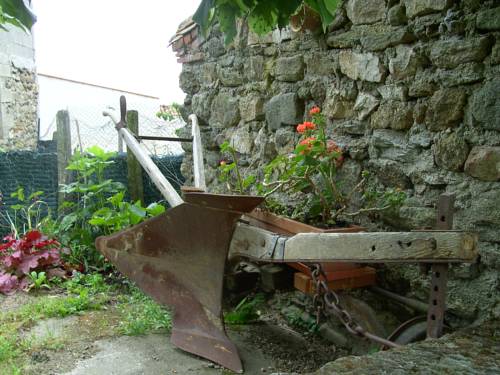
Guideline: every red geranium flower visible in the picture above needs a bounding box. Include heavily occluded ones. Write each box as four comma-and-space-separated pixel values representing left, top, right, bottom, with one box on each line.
309, 106, 321, 115
296, 123, 307, 133
303, 121, 316, 130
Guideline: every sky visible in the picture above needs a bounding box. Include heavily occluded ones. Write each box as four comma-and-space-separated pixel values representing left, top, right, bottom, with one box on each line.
31, 0, 201, 104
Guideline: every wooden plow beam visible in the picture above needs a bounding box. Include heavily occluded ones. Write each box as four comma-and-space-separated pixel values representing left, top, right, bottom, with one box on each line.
229, 224, 478, 264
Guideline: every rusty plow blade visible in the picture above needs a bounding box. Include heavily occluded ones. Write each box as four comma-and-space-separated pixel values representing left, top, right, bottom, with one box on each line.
96, 193, 263, 373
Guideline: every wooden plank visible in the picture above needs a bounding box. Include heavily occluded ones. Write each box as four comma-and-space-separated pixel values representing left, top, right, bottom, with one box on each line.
56, 110, 72, 206
229, 224, 478, 263
189, 114, 206, 191
126, 110, 144, 204
229, 222, 280, 261
284, 231, 477, 263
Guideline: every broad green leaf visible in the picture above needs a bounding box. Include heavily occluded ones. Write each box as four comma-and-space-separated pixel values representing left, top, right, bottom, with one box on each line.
146, 203, 166, 216
193, 0, 215, 35
0, 0, 36, 31
248, 1, 277, 35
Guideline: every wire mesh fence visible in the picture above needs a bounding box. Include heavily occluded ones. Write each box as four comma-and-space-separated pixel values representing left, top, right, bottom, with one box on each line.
0, 102, 188, 235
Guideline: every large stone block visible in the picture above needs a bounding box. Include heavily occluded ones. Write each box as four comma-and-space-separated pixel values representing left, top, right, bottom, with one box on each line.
265, 93, 304, 131
209, 92, 240, 128
476, 6, 500, 31
305, 52, 337, 76
275, 55, 304, 82
353, 92, 379, 120
326, 30, 362, 49
389, 45, 422, 80
378, 85, 408, 101
191, 91, 214, 124
324, 94, 355, 120
339, 51, 386, 82
433, 132, 469, 172
245, 55, 266, 81
360, 26, 415, 51
239, 95, 265, 122
469, 79, 500, 131
371, 101, 414, 130
346, 0, 386, 25
179, 68, 199, 95
425, 88, 466, 131
230, 125, 254, 154
429, 37, 492, 69
404, 0, 450, 19
464, 147, 500, 181
436, 62, 484, 88
217, 66, 244, 87
387, 4, 407, 26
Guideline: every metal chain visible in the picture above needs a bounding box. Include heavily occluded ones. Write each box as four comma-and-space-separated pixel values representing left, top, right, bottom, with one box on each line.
310, 263, 401, 348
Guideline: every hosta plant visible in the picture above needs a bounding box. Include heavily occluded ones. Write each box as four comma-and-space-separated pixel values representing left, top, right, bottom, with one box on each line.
0, 230, 67, 294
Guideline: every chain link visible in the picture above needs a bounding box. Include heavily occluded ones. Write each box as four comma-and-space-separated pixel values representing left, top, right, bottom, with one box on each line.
309, 263, 401, 348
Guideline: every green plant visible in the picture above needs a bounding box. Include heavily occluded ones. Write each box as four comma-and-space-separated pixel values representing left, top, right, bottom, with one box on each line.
27, 271, 50, 291
259, 106, 406, 226
0, 0, 36, 31
194, 0, 340, 44
57, 146, 165, 271
0, 187, 51, 239
156, 103, 182, 121
224, 294, 264, 324
89, 192, 165, 235
117, 286, 171, 335
218, 141, 256, 194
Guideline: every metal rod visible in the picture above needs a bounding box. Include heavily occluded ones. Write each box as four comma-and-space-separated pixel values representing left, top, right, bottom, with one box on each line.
136, 135, 193, 142
370, 286, 429, 314
362, 331, 402, 349
118, 127, 183, 207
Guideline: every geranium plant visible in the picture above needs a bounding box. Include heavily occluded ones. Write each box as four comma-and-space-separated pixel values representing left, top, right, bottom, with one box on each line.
259, 106, 405, 226
0, 230, 67, 294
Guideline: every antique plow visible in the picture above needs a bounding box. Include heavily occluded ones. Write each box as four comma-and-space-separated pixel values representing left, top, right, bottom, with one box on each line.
96, 97, 478, 373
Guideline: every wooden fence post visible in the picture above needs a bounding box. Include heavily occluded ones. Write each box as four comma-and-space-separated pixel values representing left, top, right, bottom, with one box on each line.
126, 110, 144, 204
56, 110, 72, 206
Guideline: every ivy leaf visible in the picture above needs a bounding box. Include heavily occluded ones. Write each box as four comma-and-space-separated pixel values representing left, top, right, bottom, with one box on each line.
217, 2, 241, 45
248, 1, 277, 35
0, 0, 36, 31
274, 0, 302, 28
323, 0, 340, 15
193, 0, 215, 35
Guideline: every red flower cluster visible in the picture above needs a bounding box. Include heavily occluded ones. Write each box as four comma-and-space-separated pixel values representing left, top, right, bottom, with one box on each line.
309, 106, 321, 115
298, 137, 316, 154
296, 121, 316, 133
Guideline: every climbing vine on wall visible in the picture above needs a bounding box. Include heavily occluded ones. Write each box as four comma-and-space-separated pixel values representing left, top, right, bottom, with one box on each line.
193, 0, 339, 44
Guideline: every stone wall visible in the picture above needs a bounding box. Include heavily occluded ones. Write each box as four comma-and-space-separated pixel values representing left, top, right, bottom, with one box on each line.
0, 24, 38, 151
176, 0, 500, 322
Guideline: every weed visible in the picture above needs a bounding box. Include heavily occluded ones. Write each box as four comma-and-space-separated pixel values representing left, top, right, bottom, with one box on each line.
225, 294, 264, 325
117, 286, 171, 335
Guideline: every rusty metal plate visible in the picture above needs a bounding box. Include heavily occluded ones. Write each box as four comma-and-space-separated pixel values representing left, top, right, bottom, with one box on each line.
96, 195, 263, 373
184, 192, 264, 213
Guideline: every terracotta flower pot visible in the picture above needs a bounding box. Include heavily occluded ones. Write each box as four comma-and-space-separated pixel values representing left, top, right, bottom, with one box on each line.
289, 5, 322, 33
244, 208, 376, 293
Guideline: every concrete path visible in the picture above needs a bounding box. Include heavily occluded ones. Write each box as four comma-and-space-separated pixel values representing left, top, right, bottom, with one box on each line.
63, 332, 275, 375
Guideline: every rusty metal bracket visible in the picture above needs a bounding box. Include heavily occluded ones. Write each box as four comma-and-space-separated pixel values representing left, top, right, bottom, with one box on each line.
426, 193, 455, 339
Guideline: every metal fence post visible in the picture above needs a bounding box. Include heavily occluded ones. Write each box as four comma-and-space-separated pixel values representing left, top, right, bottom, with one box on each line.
126, 110, 144, 204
